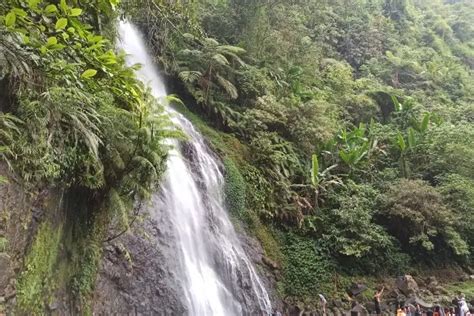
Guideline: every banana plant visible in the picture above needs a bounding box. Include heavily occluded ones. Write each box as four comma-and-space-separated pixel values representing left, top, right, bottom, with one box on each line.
336, 123, 379, 175
310, 154, 339, 209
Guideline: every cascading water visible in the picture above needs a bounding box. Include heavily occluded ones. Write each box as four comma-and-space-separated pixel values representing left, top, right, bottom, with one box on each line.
118, 21, 272, 315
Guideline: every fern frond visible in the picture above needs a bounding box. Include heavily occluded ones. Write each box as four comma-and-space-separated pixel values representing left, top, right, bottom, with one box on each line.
178, 70, 202, 83
212, 53, 230, 66
216, 74, 238, 99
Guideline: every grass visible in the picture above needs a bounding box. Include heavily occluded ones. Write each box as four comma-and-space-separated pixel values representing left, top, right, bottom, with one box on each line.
445, 280, 474, 298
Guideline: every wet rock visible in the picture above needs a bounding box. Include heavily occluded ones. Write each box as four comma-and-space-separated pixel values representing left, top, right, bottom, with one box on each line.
396, 275, 418, 296
0, 253, 13, 295
93, 211, 187, 315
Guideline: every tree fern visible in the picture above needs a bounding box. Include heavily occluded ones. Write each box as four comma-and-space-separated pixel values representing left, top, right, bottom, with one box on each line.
216, 74, 238, 99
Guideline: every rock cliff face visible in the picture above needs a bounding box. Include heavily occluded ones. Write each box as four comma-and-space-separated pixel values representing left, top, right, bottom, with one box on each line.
93, 199, 186, 315
92, 195, 280, 314
0, 164, 62, 314
0, 162, 279, 315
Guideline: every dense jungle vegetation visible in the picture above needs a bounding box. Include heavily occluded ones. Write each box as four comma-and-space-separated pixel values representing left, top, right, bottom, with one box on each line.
0, 0, 473, 311
125, 0, 474, 303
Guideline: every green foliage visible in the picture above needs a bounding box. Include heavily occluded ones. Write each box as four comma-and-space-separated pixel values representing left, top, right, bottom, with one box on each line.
0, 0, 176, 312
17, 222, 62, 314
128, 0, 474, 293
381, 179, 469, 258
223, 158, 246, 218
1, 0, 471, 308
70, 215, 104, 312
281, 232, 335, 303
320, 181, 393, 259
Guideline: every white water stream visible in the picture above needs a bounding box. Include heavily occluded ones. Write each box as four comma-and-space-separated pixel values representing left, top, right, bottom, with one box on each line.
118, 21, 271, 315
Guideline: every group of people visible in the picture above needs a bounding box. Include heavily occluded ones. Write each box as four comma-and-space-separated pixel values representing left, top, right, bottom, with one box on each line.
395, 296, 472, 316
395, 304, 473, 316
269, 288, 472, 315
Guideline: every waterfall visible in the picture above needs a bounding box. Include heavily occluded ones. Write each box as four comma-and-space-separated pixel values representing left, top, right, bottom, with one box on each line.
117, 21, 272, 315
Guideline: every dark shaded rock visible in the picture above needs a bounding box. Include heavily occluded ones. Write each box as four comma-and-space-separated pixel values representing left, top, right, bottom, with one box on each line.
347, 283, 368, 297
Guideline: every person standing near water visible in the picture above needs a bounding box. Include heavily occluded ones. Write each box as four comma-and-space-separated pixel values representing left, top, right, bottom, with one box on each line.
374, 285, 384, 316
318, 293, 327, 316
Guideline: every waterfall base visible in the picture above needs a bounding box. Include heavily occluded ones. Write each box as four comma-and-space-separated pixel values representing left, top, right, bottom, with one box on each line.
92, 205, 279, 315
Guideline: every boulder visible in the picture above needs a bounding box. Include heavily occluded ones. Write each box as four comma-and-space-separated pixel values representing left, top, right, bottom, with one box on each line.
396, 275, 419, 296
349, 303, 369, 316
405, 296, 433, 309
431, 285, 448, 295
426, 276, 438, 290
459, 274, 470, 282
347, 283, 368, 297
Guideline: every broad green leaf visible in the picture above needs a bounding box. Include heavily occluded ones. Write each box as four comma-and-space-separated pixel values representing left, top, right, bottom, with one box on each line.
87, 35, 103, 43
397, 132, 406, 151
407, 127, 416, 148
12, 8, 27, 17
311, 154, 319, 186
421, 112, 430, 133
55, 18, 68, 30
339, 150, 351, 164
28, 0, 41, 9
5, 12, 16, 27
40, 45, 47, 54
60, 0, 68, 13
69, 8, 82, 16
46, 36, 58, 46
81, 69, 97, 78
67, 27, 75, 33
44, 4, 58, 14
391, 95, 401, 112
